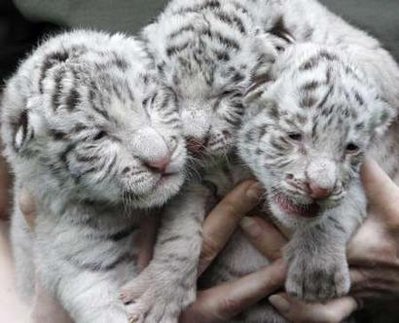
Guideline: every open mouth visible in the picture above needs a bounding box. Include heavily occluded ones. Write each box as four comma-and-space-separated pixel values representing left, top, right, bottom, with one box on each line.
273, 192, 321, 218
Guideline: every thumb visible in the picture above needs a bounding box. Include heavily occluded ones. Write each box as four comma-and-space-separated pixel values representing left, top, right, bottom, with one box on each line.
135, 214, 159, 271
361, 157, 399, 230
239, 216, 287, 261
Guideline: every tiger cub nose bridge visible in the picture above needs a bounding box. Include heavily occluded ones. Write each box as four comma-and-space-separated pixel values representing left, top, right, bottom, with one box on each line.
305, 158, 337, 196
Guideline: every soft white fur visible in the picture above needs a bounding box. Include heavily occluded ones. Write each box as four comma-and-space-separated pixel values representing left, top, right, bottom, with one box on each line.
122, 1, 399, 322
2, 30, 187, 323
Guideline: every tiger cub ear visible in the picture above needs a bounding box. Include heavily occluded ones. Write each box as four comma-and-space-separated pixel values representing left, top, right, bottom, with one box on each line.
267, 16, 295, 50
249, 19, 295, 76
244, 36, 284, 103
244, 19, 295, 104
370, 97, 397, 137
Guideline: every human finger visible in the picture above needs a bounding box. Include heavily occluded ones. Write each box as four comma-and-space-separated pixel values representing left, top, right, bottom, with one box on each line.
361, 157, 399, 230
269, 292, 358, 323
239, 216, 287, 261
346, 215, 391, 263
135, 214, 160, 271
19, 188, 36, 230
350, 267, 371, 295
31, 281, 73, 323
198, 180, 263, 275
350, 266, 399, 300
181, 259, 286, 323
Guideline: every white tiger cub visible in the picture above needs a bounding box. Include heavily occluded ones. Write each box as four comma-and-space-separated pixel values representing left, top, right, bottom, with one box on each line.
202, 0, 399, 321
1, 30, 187, 323
202, 42, 398, 322
121, 1, 399, 322
119, 1, 286, 321
140, 0, 284, 156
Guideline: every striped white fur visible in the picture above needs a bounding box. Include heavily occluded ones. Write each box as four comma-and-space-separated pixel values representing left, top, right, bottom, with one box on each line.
119, 0, 286, 321
203, 1, 399, 322
2, 30, 187, 323
122, 1, 399, 322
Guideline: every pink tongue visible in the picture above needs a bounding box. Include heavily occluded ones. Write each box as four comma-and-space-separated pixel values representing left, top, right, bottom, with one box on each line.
275, 193, 320, 218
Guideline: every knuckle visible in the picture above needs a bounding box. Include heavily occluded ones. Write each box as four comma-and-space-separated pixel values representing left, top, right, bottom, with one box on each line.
351, 268, 370, 291
218, 296, 241, 318
243, 223, 263, 242
268, 248, 282, 260
220, 202, 245, 221
200, 237, 220, 263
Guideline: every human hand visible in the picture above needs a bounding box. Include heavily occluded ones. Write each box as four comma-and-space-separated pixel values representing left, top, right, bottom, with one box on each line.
239, 215, 359, 323
19, 158, 399, 323
347, 157, 399, 301
180, 180, 288, 323
20, 177, 365, 322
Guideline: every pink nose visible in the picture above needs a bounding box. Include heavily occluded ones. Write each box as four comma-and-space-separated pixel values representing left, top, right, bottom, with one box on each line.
145, 157, 171, 173
308, 182, 333, 199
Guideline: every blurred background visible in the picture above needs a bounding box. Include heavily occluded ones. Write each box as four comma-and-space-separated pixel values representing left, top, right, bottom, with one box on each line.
0, 0, 399, 82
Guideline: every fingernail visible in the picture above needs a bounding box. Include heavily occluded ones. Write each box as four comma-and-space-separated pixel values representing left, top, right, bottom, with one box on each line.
19, 189, 36, 215
246, 182, 263, 201
269, 295, 290, 314
19, 189, 37, 230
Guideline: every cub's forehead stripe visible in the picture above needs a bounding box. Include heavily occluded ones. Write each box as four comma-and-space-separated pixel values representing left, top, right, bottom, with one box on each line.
299, 51, 340, 71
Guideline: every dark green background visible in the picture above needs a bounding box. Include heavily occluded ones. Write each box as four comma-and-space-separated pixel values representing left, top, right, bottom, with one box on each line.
13, 0, 399, 57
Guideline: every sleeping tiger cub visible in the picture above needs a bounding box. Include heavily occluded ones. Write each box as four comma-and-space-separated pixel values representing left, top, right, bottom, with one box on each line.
1, 30, 187, 323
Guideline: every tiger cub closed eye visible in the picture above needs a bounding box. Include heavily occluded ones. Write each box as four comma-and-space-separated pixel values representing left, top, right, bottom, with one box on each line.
1, 30, 187, 323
